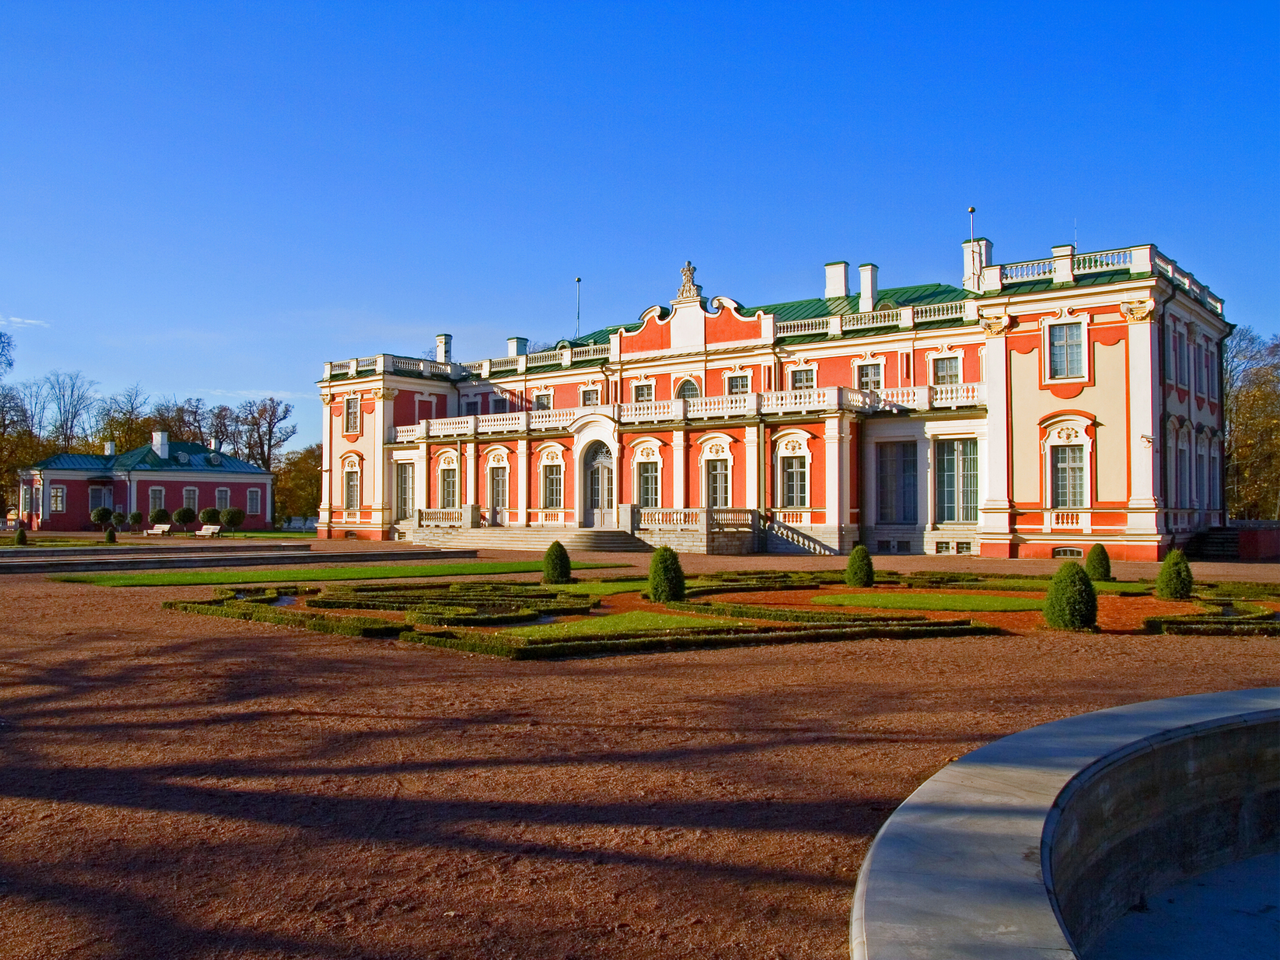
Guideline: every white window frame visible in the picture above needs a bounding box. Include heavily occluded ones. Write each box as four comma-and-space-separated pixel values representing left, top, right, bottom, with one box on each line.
537, 445, 565, 511
485, 447, 510, 515
533, 393, 552, 411
183, 487, 199, 512
50, 485, 67, 513
395, 461, 415, 520
1040, 417, 1093, 515
721, 367, 753, 395
773, 431, 813, 511
491, 396, 508, 414
246, 488, 262, 515
580, 386, 600, 407
1041, 309, 1090, 384
931, 355, 961, 385
934, 437, 979, 524
631, 380, 655, 403
344, 396, 360, 434
856, 362, 882, 392
463, 398, 480, 416
675, 377, 701, 400
696, 434, 735, 509
630, 439, 664, 510
216, 487, 231, 511
541, 463, 562, 509
149, 487, 165, 513
788, 366, 815, 391
437, 452, 459, 510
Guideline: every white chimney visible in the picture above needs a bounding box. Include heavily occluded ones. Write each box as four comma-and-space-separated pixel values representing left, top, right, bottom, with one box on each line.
103, 441, 116, 457
962, 238, 993, 293
859, 263, 879, 313
436, 333, 452, 363
208, 437, 223, 453
507, 336, 528, 357
824, 261, 849, 299
151, 431, 169, 459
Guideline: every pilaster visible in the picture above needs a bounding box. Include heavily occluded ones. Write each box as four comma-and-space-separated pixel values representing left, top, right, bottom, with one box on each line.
465, 439, 478, 506
978, 324, 1013, 540
673, 429, 687, 508
516, 437, 529, 526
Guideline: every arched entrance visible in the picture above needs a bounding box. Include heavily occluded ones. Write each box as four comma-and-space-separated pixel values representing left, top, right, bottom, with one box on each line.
582, 441, 615, 528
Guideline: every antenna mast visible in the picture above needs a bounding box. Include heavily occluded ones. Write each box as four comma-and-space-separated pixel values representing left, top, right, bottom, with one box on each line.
575, 277, 581, 340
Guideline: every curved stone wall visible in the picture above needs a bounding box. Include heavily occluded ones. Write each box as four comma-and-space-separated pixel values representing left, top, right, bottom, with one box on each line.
850, 688, 1280, 960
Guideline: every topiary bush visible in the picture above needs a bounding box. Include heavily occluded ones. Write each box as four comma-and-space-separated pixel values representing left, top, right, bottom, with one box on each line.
542, 540, 571, 584
90, 506, 114, 531
1085, 543, 1112, 581
172, 506, 197, 531
14, 527, 27, 546
1043, 561, 1098, 630
647, 546, 686, 602
220, 507, 246, 532
105, 528, 117, 544
1155, 548, 1193, 600
111, 511, 126, 530
149, 507, 171, 526
199, 507, 221, 526
845, 545, 875, 587
128, 511, 144, 529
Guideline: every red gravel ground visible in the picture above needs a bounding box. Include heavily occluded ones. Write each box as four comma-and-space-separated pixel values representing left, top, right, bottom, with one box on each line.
0, 557, 1277, 960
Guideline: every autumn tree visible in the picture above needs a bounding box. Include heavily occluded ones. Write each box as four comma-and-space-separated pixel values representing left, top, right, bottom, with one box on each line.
1224, 327, 1280, 520
274, 443, 322, 520
238, 397, 297, 471
95, 384, 155, 452
45, 371, 99, 452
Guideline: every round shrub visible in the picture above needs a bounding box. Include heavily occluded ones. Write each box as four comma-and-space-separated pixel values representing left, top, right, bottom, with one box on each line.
1156, 548, 1193, 600
199, 507, 222, 526
845, 545, 874, 587
128, 511, 144, 528
14, 527, 27, 546
648, 546, 686, 602
90, 506, 114, 530
1043, 561, 1098, 630
172, 506, 197, 530
105, 528, 117, 544
111, 511, 126, 530
220, 507, 246, 532
542, 540, 571, 584
1084, 543, 1111, 581
149, 507, 171, 526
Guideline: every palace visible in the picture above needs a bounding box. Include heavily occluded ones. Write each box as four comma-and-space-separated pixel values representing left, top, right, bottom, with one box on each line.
317, 239, 1229, 560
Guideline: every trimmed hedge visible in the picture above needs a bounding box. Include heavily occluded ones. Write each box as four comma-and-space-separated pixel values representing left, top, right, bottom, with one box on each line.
845, 545, 874, 587
648, 546, 686, 602
163, 598, 403, 637
13, 528, 26, 546
542, 541, 571, 585
1085, 543, 1112, 582
1156, 549, 1194, 600
1043, 561, 1098, 630
664, 599, 927, 625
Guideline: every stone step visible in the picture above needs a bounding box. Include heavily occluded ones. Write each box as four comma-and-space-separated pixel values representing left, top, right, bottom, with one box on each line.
408, 526, 652, 553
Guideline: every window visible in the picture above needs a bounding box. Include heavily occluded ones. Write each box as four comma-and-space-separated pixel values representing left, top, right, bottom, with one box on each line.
935, 542, 951, 554
1196, 451, 1205, 508
396, 463, 415, 520
89, 487, 106, 512
150, 487, 165, 513
1194, 344, 1204, 394
1051, 446, 1085, 508
50, 486, 66, 513
1053, 547, 1083, 558
857, 364, 881, 391
935, 439, 978, 523
183, 488, 198, 512
343, 471, 359, 510
464, 400, 480, 416
676, 379, 700, 400
344, 396, 360, 433
21, 486, 31, 514
1049, 324, 1083, 378
1176, 444, 1190, 508
727, 376, 749, 395
247, 489, 262, 515
542, 464, 562, 509
877, 442, 918, 524
491, 397, 508, 414
633, 383, 653, 403
638, 461, 659, 508
1209, 450, 1221, 509
706, 459, 729, 508
441, 468, 457, 509
489, 466, 508, 510
581, 389, 599, 406
1208, 350, 1218, 400
781, 457, 806, 507
533, 394, 552, 411
790, 368, 814, 391
932, 357, 960, 385
216, 488, 230, 511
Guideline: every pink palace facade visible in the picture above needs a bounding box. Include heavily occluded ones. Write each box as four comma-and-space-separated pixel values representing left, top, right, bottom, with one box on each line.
318, 240, 1229, 560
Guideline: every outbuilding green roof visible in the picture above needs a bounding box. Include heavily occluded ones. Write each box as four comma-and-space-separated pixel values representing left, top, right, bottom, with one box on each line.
31, 441, 269, 474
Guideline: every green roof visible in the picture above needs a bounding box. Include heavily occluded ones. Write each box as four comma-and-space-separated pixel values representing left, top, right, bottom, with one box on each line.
740, 283, 971, 322
32, 441, 269, 474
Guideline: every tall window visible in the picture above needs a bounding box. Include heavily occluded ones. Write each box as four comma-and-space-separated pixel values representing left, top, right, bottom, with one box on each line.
150, 487, 165, 513
932, 357, 960, 385
343, 471, 359, 510
183, 488, 198, 511
877, 442, 918, 524
50, 486, 66, 513
89, 487, 106, 512
633, 383, 653, 403
533, 394, 552, 411
1051, 446, 1085, 508
1209, 450, 1221, 509
935, 439, 978, 523
706, 460, 729, 507
781, 457, 806, 508
1195, 451, 1206, 508
638, 461, 659, 508
1049, 324, 1083, 378
857, 364, 881, 391
1194, 344, 1204, 394
727, 376, 749, 395
216, 488, 230, 511
581, 389, 599, 406
542, 464, 562, 509
1177, 445, 1190, 509
396, 463, 415, 520
676, 379, 700, 399
790, 368, 814, 390
490, 466, 508, 511
1208, 350, 1218, 400
247, 489, 262, 515
441, 468, 457, 509
344, 396, 360, 433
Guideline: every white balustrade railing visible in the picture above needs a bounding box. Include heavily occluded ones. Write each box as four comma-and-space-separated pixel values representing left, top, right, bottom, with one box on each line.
842, 307, 902, 331
427, 416, 477, 437
873, 386, 926, 409
775, 317, 831, 336
1000, 259, 1055, 283
461, 361, 484, 373
488, 356, 520, 373
685, 394, 756, 418
526, 349, 562, 367
1073, 249, 1132, 274
619, 400, 678, 422
710, 508, 755, 529
912, 300, 967, 322
420, 509, 465, 525
760, 387, 842, 414
638, 508, 704, 529
572, 344, 611, 360
929, 383, 985, 407
529, 408, 575, 430
393, 425, 422, 442
1154, 254, 1224, 314
356, 356, 377, 370
478, 412, 527, 433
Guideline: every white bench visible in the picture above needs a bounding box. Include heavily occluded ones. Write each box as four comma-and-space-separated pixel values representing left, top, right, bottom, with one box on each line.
144, 524, 172, 537
194, 525, 222, 538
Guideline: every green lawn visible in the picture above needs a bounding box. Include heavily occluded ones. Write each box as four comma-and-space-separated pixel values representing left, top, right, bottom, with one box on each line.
555, 578, 649, 596
53, 561, 623, 588
502, 610, 737, 641
813, 592, 1043, 612
964, 579, 1147, 594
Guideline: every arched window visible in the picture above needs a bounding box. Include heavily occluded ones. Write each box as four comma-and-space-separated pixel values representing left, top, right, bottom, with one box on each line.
676, 378, 700, 400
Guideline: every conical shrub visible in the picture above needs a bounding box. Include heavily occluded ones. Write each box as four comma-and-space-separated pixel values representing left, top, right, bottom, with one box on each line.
648, 546, 686, 602
105, 528, 117, 544
845, 545, 875, 587
1043, 561, 1098, 630
1085, 543, 1112, 581
14, 527, 27, 546
1155, 548, 1193, 600
542, 540, 571, 584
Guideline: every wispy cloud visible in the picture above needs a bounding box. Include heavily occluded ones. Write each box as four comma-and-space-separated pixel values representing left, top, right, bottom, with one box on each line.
207, 388, 310, 400
0, 316, 50, 328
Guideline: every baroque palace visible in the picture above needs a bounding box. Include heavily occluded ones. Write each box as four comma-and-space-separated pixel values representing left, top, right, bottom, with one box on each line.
318, 239, 1228, 560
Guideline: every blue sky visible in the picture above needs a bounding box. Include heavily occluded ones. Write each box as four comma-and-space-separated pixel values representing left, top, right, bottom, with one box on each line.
1, 2, 1276, 449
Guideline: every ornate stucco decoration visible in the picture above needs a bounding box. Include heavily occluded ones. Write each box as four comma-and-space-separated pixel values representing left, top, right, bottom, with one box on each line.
636, 444, 660, 461
320, 391, 333, 404
677, 261, 702, 300
1055, 427, 1079, 443
1121, 299, 1155, 323
782, 438, 805, 455
981, 314, 1012, 337
371, 387, 398, 401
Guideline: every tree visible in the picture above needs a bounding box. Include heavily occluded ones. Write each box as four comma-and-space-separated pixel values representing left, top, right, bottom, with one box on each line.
1223, 328, 1280, 520
172, 506, 197, 531
111, 511, 126, 530
238, 397, 297, 470
845, 545, 874, 587
542, 541, 571, 584
1156, 548, 1194, 600
90, 506, 114, 531
207, 405, 244, 458
149, 507, 171, 526
199, 507, 221, 526
45, 371, 99, 452
647, 546, 686, 602
275, 443, 322, 520
1043, 561, 1098, 630
0, 330, 12, 379
220, 507, 245, 532
128, 511, 144, 528
95, 384, 155, 452
1085, 544, 1112, 582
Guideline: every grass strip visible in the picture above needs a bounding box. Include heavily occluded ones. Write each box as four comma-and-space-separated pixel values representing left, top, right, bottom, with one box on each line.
52, 561, 622, 588
812, 592, 1044, 612
664, 599, 929, 624
501, 610, 737, 641
959, 579, 1149, 595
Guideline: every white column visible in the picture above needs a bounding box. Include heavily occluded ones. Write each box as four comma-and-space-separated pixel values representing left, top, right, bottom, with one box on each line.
318, 397, 332, 524
673, 429, 687, 508
465, 440, 478, 506
824, 415, 844, 539
516, 437, 529, 525
978, 333, 1013, 550
744, 424, 760, 513
1127, 315, 1162, 533
416, 441, 429, 521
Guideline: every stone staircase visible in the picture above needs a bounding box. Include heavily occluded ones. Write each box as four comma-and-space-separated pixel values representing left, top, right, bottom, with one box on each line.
1185, 527, 1240, 561
407, 525, 652, 553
